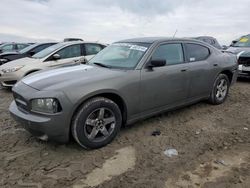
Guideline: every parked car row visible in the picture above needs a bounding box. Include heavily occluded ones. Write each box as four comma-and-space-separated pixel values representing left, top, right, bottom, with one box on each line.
4, 36, 239, 149
0, 42, 31, 54
0, 42, 57, 65
0, 41, 107, 87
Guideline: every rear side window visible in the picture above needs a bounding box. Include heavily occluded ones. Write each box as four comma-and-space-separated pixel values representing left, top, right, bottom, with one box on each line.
1, 44, 13, 50
57, 44, 81, 59
185, 43, 210, 62
17, 44, 28, 50
85, 44, 103, 55
152, 43, 184, 65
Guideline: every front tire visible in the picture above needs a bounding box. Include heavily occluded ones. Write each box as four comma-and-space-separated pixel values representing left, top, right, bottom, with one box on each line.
208, 74, 230, 105
72, 97, 122, 149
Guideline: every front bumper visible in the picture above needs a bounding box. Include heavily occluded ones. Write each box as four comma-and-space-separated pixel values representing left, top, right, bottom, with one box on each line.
9, 102, 69, 143
238, 65, 250, 77
0, 71, 23, 87
9, 82, 73, 143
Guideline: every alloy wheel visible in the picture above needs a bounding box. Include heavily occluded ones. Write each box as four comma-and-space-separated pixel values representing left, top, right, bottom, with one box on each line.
84, 107, 116, 142
216, 78, 228, 101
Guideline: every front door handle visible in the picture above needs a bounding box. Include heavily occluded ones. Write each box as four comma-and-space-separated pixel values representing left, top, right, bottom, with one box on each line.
213, 63, 218, 67
181, 69, 187, 72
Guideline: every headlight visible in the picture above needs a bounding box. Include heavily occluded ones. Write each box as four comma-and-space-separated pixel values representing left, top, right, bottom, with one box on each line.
31, 98, 62, 114
2, 65, 24, 73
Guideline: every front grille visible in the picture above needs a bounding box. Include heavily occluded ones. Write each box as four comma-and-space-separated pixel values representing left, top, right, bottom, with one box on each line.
13, 92, 29, 112
4, 80, 17, 85
238, 57, 250, 67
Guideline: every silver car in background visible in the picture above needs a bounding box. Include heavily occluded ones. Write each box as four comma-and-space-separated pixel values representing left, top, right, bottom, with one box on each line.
227, 34, 250, 77
0, 41, 106, 87
9, 37, 238, 149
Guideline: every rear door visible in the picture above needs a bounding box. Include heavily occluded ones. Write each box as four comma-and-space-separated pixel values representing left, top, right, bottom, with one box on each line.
184, 43, 213, 99
140, 43, 189, 112
45, 44, 84, 68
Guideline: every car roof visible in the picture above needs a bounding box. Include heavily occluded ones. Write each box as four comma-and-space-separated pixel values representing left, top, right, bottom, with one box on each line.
195, 36, 216, 39
62, 41, 106, 45
117, 37, 203, 44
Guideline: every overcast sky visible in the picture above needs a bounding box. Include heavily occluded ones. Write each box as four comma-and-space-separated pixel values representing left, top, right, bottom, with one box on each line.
0, 0, 249, 45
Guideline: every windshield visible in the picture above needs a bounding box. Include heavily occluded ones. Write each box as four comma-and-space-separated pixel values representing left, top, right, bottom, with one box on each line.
232, 36, 250, 47
32, 43, 66, 58
19, 43, 39, 54
88, 42, 150, 69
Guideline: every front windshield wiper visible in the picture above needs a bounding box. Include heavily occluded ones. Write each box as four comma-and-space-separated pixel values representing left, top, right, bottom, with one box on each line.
92, 62, 112, 68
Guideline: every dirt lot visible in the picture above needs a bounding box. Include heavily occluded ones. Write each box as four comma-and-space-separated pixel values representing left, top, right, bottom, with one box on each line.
0, 79, 250, 188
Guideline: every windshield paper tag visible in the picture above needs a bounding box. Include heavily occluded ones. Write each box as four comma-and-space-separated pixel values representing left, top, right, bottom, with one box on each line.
129, 45, 147, 52
113, 43, 148, 52
239, 38, 249, 43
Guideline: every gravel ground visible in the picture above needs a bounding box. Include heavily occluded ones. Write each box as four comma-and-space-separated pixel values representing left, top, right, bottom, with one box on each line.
0, 79, 249, 188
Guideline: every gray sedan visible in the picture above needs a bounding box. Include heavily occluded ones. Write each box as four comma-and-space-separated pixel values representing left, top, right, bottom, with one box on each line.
9, 37, 238, 149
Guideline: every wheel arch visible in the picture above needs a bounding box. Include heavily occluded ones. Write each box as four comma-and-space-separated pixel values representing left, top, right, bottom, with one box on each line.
70, 91, 128, 128
220, 69, 233, 84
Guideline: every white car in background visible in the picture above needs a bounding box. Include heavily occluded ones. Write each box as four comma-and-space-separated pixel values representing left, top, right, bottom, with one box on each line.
0, 41, 106, 87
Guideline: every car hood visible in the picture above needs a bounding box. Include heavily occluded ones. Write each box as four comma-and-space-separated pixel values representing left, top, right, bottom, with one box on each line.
0, 57, 41, 69
226, 47, 250, 57
21, 64, 125, 91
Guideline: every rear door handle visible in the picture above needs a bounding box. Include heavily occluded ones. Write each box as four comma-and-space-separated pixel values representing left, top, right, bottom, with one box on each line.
181, 69, 187, 72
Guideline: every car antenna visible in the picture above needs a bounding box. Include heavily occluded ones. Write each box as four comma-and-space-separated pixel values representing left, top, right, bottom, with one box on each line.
173, 29, 178, 38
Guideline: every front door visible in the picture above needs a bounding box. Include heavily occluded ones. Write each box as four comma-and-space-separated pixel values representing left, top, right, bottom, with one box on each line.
140, 43, 189, 113
46, 44, 84, 68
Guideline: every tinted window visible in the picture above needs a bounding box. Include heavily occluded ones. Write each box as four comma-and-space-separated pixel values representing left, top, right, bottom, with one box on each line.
85, 44, 103, 55
57, 44, 81, 59
33, 43, 66, 59
17, 44, 28, 50
32, 44, 53, 54
152, 43, 184, 65
19, 43, 38, 53
1, 44, 13, 50
185, 43, 210, 62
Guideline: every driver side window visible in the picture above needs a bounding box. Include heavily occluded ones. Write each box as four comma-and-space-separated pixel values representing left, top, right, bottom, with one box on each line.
56, 44, 81, 59
152, 43, 184, 65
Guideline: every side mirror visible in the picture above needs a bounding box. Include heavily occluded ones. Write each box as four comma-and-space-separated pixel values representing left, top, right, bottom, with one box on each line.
147, 59, 166, 68
221, 45, 228, 50
53, 54, 61, 60
29, 51, 35, 56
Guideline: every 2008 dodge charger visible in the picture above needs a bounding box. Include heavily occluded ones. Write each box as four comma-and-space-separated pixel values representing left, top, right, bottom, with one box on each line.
9, 37, 238, 149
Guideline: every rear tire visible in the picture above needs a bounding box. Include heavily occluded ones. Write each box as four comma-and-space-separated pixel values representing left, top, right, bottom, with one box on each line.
208, 74, 229, 105
71, 97, 122, 149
